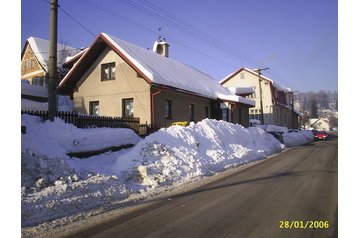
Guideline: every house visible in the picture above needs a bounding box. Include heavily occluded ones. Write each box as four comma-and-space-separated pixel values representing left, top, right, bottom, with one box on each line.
59, 33, 255, 128
220, 67, 301, 129
309, 118, 330, 131
21, 36, 80, 86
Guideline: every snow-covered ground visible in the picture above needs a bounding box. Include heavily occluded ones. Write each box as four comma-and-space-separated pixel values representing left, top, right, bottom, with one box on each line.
21, 115, 313, 228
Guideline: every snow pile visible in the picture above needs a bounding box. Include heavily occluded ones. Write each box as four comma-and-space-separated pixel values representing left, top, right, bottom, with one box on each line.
113, 119, 284, 188
282, 130, 314, 147
22, 151, 128, 227
21, 114, 141, 159
265, 124, 289, 133
256, 124, 313, 147
21, 117, 313, 227
21, 115, 141, 226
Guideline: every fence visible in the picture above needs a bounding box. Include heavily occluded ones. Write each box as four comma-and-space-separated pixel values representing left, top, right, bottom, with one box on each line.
21, 110, 141, 133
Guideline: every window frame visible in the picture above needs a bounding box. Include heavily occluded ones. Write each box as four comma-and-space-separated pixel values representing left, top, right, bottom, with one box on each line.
101, 62, 116, 81
89, 101, 100, 115
122, 98, 134, 118
189, 104, 195, 122
165, 99, 172, 119
30, 57, 35, 69
23, 59, 28, 71
205, 106, 209, 118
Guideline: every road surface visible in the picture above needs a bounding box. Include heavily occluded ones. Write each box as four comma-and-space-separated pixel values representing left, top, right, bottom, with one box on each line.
65, 135, 338, 238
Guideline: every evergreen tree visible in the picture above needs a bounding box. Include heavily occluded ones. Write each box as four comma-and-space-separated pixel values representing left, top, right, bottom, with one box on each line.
320, 93, 330, 109
309, 99, 319, 118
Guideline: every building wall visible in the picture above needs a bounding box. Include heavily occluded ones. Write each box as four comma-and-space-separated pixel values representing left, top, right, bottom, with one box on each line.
153, 88, 211, 128
21, 44, 46, 81
73, 47, 151, 124
71, 47, 252, 129
222, 70, 274, 124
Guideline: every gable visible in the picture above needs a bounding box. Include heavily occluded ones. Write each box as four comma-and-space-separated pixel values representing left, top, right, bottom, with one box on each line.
21, 43, 46, 79
74, 46, 150, 94
60, 35, 153, 95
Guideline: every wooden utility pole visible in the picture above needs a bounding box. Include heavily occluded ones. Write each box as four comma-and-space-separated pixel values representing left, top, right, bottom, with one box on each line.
48, 0, 58, 121
254, 68, 269, 125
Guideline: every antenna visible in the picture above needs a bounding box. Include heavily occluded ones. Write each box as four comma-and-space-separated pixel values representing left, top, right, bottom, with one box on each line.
157, 26, 167, 42
253, 67, 270, 75
157, 27, 162, 41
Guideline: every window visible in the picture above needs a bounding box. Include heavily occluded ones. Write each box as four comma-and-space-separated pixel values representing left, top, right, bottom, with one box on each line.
222, 108, 229, 122
123, 98, 134, 118
101, 62, 116, 80
189, 104, 195, 121
165, 100, 172, 119
30, 57, 35, 69
31, 76, 48, 87
23, 59, 28, 71
89, 101, 99, 115
205, 106, 209, 118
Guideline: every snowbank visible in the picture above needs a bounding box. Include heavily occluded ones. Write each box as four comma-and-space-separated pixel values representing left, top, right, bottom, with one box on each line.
21, 117, 313, 227
256, 124, 313, 147
282, 130, 314, 147
113, 119, 284, 188
21, 114, 141, 159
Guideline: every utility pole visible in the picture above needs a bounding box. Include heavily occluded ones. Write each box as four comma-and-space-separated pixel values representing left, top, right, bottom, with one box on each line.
48, 0, 58, 121
253, 68, 269, 125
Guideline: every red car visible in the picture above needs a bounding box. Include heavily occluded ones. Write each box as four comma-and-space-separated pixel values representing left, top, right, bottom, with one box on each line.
314, 131, 328, 140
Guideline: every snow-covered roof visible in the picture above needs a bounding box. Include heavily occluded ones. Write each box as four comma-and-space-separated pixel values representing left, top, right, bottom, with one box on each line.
64, 48, 88, 64
61, 33, 255, 106
227, 86, 255, 96
25, 37, 79, 70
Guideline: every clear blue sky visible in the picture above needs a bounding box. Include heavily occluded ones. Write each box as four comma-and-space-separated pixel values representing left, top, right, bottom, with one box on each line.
21, 0, 338, 93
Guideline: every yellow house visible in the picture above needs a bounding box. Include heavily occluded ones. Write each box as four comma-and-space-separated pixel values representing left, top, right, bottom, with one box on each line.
220, 67, 301, 129
21, 37, 79, 86
59, 33, 255, 129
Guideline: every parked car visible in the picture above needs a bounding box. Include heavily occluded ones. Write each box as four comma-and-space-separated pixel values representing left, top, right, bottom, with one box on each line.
313, 131, 328, 140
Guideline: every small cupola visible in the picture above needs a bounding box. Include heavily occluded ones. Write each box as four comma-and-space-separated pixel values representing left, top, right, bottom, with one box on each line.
153, 37, 169, 57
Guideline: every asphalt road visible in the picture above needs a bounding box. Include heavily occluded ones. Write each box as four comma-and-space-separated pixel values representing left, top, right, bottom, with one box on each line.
66, 135, 338, 238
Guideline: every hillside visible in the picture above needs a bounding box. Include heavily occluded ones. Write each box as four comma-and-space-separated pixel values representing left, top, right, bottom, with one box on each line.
294, 90, 338, 129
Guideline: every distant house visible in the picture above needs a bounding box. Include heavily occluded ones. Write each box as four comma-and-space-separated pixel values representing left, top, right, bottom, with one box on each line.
220, 67, 301, 129
21, 37, 80, 86
309, 118, 330, 131
59, 33, 255, 128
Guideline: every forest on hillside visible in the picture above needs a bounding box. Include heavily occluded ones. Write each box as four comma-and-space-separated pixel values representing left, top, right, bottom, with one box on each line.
294, 90, 338, 128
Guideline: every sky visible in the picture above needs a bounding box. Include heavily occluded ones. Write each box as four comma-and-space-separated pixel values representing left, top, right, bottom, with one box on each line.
20, 0, 338, 93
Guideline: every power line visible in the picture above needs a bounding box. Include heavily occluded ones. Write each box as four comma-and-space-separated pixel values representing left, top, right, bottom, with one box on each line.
57, 5, 96, 38
119, 0, 267, 68
118, 1, 292, 88
80, 0, 238, 69
41, 0, 96, 38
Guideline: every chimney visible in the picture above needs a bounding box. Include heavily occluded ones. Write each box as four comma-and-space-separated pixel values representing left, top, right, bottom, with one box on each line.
153, 37, 169, 57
